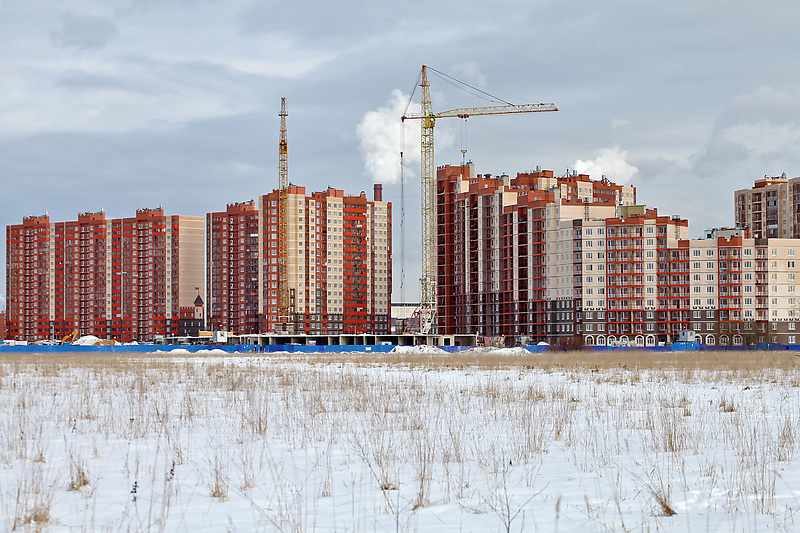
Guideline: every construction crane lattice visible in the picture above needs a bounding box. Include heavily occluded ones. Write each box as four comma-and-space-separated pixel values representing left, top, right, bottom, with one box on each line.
402, 65, 558, 334
277, 98, 290, 325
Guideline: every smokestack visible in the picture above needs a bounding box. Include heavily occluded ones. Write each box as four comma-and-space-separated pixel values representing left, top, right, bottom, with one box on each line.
373, 183, 383, 202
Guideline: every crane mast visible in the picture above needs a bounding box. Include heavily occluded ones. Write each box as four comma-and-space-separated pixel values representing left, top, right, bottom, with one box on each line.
417, 66, 437, 333
402, 65, 558, 334
277, 98, 290, 325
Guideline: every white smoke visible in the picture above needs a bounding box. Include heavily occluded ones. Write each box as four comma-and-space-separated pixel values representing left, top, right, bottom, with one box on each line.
574, 146, 639, 184
357, 89, 421, 185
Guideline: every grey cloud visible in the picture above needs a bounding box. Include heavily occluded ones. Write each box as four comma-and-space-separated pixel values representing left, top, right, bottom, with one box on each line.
56, 71, 154, 94
51, 12, 119, 51
691, 140, 752, 177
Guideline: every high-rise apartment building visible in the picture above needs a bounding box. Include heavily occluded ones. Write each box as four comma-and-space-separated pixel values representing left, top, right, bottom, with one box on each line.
734, 173, 800, 238
437, 163, 800, 346
437, 163, 636, 341
207, 184, 391, 335
5, 208, 204, 342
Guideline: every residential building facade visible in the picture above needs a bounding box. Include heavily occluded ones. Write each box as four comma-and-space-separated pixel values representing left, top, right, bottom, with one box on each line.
5, 208, 204, 342
734, 173, 800, 239
207, 184, 391, 335
438, 164, 800, 346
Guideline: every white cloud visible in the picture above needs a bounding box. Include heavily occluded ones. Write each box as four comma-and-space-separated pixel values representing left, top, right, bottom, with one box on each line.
611, 118, 630, 129
356, 89, 421, 185
574, 146, 639, 184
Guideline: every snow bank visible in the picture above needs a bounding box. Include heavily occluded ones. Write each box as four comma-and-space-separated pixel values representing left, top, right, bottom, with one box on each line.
72, 335, 101, 346
483, 346, 534, 356
194, 349, 230, 356
390, 345, 448, 354
153, 348, 232, 356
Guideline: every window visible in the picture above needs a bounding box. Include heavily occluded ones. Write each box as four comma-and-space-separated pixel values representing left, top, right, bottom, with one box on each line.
693, 249, 700, 257
707, 249, 714, 256
693, 310, 701, 318
707, 262, 714, 269
706, 310, 714, 318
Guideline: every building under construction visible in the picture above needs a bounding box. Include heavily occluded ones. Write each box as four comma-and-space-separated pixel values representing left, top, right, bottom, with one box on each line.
435, 163, 800, 347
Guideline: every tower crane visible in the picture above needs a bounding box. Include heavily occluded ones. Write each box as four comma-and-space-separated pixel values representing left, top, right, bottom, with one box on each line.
401, 65, 558, 334
277, 98, 290, 328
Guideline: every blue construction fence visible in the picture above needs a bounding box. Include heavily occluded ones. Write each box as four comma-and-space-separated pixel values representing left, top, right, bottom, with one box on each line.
1, 342, 798, 355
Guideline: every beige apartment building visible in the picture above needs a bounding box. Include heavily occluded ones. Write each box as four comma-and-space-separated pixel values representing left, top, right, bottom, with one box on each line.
207, 184, 391, 335
734, 173, 800, 238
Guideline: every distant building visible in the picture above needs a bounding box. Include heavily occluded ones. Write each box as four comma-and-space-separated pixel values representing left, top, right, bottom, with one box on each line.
734, 173, 800, 238
206, 184, 391, 335
390, 302, 418, 333
0, 312, 5, 340
5, 208, 204, 342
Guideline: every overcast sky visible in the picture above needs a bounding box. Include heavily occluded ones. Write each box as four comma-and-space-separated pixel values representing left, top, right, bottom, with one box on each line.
2, 0, 800, 305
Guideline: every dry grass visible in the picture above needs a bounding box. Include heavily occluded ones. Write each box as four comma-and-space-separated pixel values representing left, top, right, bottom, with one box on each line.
0, 349, 798, 530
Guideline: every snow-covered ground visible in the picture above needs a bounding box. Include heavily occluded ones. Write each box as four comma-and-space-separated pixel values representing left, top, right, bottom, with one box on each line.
1, 349, 799, 531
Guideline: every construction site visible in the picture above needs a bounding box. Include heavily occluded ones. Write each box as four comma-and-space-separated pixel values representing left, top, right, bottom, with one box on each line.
7, 65, 800, 348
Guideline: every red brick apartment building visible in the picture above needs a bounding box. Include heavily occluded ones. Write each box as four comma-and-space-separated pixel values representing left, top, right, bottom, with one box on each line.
5, 208, 204, 342
437, 164, 800, 346
207, 184, 391, 335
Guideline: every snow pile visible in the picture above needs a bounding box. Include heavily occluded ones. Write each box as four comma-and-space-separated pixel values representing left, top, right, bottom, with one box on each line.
153, 348, 231, 356
457, 346, 534, 356
72, 335, 101, 346
390, 345, 447, 354
195, 349, 230, 356
484, 346, 534, 356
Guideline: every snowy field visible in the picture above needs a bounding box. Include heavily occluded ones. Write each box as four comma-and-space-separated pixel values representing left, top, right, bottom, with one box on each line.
1, 349, 800, 532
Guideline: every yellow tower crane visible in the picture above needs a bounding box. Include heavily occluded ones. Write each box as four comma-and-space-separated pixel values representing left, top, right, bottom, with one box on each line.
277, 98, 290, 328
402, 65, 558, 334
